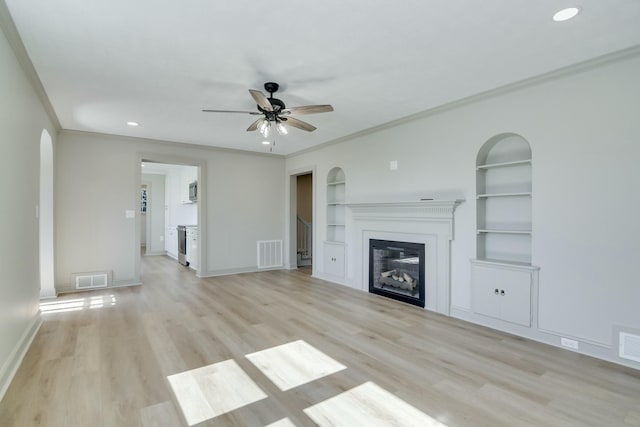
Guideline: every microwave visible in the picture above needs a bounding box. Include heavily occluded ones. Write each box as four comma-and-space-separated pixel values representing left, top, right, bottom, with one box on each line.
189, 181, 197, 202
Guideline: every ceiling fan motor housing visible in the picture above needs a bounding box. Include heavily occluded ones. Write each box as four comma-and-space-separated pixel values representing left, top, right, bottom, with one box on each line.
264, 82, 279, 94
257, 82, 286, 119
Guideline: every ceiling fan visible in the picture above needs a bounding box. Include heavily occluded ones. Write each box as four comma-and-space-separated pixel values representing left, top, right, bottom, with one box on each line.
203, 82, 333, 138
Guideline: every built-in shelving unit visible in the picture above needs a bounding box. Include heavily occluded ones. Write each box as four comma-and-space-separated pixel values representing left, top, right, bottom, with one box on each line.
476, 134, 532, 265
324, 168, 346, 278
471, 133, 539, 328
326, 168, 346, 243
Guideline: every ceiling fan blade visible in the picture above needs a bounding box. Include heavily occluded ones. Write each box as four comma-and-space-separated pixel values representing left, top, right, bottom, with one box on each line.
281, 105, 334, 115
249, 89, 273, 112
202, 109, 260, 115
247, 119, 261, 131
284, 117, 317, 132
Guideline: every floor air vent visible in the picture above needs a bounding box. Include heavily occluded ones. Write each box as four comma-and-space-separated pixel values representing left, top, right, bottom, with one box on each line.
619, 332, 640, 363
74, 272, 109, 289
257, 240, 283, 269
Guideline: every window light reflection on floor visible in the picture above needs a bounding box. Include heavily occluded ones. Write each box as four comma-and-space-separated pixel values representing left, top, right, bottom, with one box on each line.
265, 418, 297, 427
39, 294, 117, 314
167, 359, 268, 426
246, 339, 346, 391
304, 381, 447, 427
168, 340, 445, 426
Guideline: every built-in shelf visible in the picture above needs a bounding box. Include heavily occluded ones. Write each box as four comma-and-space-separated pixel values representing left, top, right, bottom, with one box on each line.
477, 192, 531, 198
325, 168, 347, 278
477, 229, 532, 235
327, 167, 346, 244
476, 133, 533, 265
476, 159, 531, 170
473, 258, 537, 268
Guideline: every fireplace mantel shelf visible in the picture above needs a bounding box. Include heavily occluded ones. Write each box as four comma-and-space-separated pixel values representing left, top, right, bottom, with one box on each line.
347, 200, 463, 209
347, 200, 464, 222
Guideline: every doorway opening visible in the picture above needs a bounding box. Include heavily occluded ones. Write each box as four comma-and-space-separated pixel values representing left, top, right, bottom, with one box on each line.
288, 168, 314, 274
137, 158, 203, 280
296, 173, 313, 269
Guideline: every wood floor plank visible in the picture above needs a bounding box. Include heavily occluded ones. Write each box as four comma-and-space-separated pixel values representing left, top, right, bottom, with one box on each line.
1, 254, 639, 426
140, 401, 183, 427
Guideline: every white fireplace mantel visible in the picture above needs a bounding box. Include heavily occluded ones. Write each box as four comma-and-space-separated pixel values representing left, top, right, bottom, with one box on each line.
347, 200, 463, 238
346, 199, 464, 315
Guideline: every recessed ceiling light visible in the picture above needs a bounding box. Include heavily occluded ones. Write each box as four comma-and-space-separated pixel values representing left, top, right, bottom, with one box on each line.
127, 121, 139, 127
553, 7, 580, 22
262, 141, 271, 145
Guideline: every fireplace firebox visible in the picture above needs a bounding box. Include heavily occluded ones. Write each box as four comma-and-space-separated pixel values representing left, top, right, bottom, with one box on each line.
369, 239, 425, 307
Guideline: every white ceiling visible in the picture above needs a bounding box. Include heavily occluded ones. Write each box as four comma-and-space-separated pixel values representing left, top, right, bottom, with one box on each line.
6, 1, 640, 155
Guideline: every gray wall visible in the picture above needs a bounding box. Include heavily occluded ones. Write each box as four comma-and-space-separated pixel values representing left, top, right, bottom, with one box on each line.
0, 16, 56, 395
55, 131, 285, 291
286, 51, 640, 367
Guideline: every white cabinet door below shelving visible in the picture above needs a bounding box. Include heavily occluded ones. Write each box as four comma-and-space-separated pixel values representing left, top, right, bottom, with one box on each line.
324, 242, 345, 278
472, 262, 532, 327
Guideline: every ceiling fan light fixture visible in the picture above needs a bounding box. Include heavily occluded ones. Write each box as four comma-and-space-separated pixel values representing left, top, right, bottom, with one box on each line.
276, 122, 288, 135
258, 119, 270, 137
261, 122, 271, 138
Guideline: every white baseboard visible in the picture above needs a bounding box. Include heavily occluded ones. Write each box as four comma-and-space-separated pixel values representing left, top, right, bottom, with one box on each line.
143, 251, 166, 257
312, 272, 351, 288
0, 313, 42, 401
199, 265, 282, 278
56, 279, 142, 294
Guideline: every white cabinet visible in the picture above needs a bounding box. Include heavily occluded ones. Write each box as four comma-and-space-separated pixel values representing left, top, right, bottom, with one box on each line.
186, 226, 198, 270
324, 241, 345, 278
471, 261, 536, 327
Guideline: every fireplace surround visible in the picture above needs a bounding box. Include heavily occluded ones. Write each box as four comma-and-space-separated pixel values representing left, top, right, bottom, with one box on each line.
347, 200, 463, 315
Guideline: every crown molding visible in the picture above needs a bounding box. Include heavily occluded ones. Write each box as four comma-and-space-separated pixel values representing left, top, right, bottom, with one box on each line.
0, 1, 61, 130
286, 45, 640, 159
59, 129, 286, 159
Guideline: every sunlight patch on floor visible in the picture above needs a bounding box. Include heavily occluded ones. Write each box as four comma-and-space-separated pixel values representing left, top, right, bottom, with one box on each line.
167, 359, 268, 426
246, 340, 346, 391
265, 417, 297, 427
167, 341, 445, 426
40, 294, 117, 314
304, 381, 447, 427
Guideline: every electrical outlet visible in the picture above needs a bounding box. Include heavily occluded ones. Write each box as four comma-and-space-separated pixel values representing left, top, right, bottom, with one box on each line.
390, 160, 398, 170
561, 337, 579, 350
159, 236, 164, 241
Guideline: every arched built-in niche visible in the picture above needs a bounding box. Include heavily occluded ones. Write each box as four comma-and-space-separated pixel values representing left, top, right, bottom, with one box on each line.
324, 167, 346, 278
326, 167, 346, 243
476, 133, 532, 265
471, 133, 539, 328
39, 129, 56, 299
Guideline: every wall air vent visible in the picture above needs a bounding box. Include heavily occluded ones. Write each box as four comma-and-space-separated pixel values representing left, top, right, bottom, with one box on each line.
257, 240, 283, 269
73, 272, 110, 290
619, 332, 640, 363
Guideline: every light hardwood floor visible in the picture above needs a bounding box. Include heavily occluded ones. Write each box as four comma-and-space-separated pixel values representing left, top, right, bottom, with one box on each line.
1, 255, 639, 426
